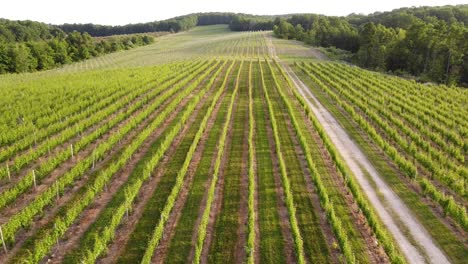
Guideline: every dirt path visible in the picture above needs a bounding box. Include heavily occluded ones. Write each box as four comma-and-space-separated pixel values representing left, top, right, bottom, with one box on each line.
299, 106, 389, 263
266, 35, 451, 264
278, 63, 388, 263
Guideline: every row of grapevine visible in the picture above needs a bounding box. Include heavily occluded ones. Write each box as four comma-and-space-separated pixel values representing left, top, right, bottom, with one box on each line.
145, 61, 236, 263
0, 73, 120, 145
324, 63, 465, 163
322, 63, 466, 172
250, 61, 286, 262
259, 60, 306, 264
10, 60, 226, 263
360, 67, 468, 129
0, 60, 194, 132
0, 64, 182, 158
73, 60, 229, 264
297, 62, 468, 230
0, 61, 208, 188
193, 61, 243, 264
311, 63, 466, 197
0, 60, 221, 245
0, 61, 214, 211
333, 63, 467, 150
140, 60, 234, 264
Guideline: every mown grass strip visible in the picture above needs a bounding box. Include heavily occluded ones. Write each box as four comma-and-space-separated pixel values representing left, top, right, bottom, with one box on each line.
252, 61, 285, 264
208, 57, 249, 263
192, 60, 244, 264
246, 60, 257, 264
259, 59, 306, 264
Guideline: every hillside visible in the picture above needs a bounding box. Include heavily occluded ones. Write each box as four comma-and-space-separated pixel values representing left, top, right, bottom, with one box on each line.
0, 24, 466, 264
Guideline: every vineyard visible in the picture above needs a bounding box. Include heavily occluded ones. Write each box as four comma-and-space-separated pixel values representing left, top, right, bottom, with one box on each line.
0, 25, 466, 264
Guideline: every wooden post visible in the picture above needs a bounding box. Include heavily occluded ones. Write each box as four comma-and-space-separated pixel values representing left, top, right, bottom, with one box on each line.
0, 226, 7, 253
70, 144, 74, 158
6, 163, 10, 181
56, 181, 60, 202
32, 170, 36, 189
92, 151, 95, 169
54, 223, 59, 246
47, 138, 51, 155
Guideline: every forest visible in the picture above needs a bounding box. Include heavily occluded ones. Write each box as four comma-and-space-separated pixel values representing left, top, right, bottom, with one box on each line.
0, 6, 467, 86
272, 5, 468, 86
58, 13, 277, 36
0, 19, 154, 73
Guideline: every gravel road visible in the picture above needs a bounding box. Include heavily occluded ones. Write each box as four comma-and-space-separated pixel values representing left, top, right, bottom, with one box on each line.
264, 33, 451, 264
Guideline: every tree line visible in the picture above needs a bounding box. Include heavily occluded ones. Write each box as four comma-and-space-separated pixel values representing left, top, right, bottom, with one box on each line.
1, 6, 466, 83
272, 5, 468, 86
58, 13, 279, 36
0, 19, 154, 73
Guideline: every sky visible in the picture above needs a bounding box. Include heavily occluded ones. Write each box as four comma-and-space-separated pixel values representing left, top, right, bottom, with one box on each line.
1, 0, 466, 25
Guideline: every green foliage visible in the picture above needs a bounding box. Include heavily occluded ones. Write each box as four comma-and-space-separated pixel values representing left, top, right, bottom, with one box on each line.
273, 16, 359, 52
268, 60, 357, 263
356, 22, 399, 70
269, 5, 468, 86
139, 61, 227, 264
0, 19, 156, 74
299, 61, 468, 231
193, 61, 239, 264
229, 15, 273, 31
259, 60, 306, 264
246, 61, 257, 264
8, 60, 221, 263
7, 43, 37, 73
347, 5, 468, 27
58, 13, 277, 36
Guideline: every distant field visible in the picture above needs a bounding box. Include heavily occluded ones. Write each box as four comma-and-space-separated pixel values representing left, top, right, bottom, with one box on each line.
0, 25, 466, 264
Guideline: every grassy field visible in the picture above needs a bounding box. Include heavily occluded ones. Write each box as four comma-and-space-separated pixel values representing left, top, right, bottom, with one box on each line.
0, 25, 466, 264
